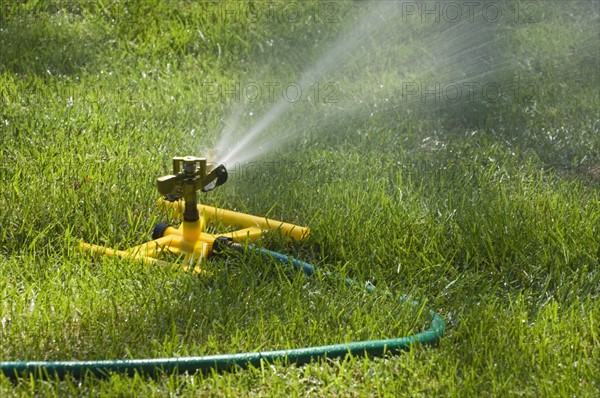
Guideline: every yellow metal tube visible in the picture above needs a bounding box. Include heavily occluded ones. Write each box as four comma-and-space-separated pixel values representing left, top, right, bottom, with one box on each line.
157, 199, 309, 241
201, 204, 309, 240
77, 242, 173, 267
221, 227, 264, 242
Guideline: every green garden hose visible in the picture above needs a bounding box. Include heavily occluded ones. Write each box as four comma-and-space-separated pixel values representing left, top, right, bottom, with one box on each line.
0, 242, 445, 378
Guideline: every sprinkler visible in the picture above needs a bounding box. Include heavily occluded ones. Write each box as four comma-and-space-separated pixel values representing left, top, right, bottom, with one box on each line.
77, 155, 309, 272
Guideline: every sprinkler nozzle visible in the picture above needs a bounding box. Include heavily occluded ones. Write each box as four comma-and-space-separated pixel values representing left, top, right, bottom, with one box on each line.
201, 164, 228, 192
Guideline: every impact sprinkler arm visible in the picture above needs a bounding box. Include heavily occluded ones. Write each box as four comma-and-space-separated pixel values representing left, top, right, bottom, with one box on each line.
156, 156, 228, 222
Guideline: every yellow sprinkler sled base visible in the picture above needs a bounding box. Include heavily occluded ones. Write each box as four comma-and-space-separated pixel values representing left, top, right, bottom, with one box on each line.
77, 155, 309, 272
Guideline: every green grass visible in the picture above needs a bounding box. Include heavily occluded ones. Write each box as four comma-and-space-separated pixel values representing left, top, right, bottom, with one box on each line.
1, 0, 599, 396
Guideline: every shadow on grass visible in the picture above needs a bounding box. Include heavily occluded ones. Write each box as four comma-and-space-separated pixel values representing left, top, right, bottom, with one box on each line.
0, 13, 101, 76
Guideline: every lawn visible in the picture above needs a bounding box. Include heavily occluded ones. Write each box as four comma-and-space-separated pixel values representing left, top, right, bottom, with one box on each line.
0, 1, 599, 396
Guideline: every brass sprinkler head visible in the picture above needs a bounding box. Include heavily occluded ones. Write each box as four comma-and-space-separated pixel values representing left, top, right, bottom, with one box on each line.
156, 156, 227, 221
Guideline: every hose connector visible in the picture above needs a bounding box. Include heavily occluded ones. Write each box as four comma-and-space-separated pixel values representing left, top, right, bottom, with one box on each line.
213, 236, 244, 254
